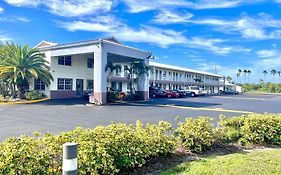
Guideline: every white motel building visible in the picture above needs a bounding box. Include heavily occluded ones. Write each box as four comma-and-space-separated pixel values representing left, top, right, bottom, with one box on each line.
35, 37, 224, 104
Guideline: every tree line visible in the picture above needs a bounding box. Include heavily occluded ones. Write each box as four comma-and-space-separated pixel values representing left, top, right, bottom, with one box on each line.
226, 69, 281, 85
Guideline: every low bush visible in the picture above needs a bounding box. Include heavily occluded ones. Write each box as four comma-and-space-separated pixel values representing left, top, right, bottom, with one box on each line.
106, 91, 118, 103
0, 121, 176, 174
220, 114, 281, 145
175, 117, 217, 153
25, 91, 45, 100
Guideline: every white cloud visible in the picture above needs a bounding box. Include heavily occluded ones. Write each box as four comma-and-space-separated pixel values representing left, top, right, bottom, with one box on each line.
58, 16, 122, 33
114, 26, 187, 48
0, 35, 11, 41
0, 7, 4, 14
186, 37, 251, 55
5, 0, 114, 17
152, 10, 193, 24
0, 16, 31, 23
257, 49, 278, 58
188, 13, 281, 40
122, 0, 262, 13
59, 17, 251, 53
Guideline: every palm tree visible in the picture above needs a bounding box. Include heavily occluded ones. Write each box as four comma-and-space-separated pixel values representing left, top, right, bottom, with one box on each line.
263, 70, 268, 82
104, 61, 121, 91
0, 43, 53, 98
125, 59, 150, 95
271, 69, 277, 83
247, 70, 251, 83
226, 76, 232, 83
236, 73, 240, 84
278, 71, 281, 83
243, 69, 247, 84
238, 69, 242, 84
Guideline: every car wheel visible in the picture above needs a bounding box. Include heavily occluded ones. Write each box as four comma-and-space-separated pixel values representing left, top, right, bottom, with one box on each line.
191, 92, 195, 97
168, 95, 171, 98
152, 94, 156, 98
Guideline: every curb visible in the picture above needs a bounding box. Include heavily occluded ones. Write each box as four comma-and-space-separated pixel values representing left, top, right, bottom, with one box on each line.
0, 98, 50, 104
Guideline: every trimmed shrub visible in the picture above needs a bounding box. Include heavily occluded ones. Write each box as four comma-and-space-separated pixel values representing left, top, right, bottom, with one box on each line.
0, 121, 176, 174
25, 91, 45, 100
107, 91, 118, 103
220, 114, 281, 145
175, 117, 216, 153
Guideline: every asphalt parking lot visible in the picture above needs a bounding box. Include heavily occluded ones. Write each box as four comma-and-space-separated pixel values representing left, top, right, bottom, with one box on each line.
1, 94, 281, 140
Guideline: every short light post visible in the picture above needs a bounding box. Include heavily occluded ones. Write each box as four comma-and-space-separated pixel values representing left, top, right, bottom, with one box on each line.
63, 143, 78, 175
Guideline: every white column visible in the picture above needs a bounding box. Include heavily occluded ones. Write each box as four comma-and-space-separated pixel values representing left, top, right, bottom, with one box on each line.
92, 41, 107, 104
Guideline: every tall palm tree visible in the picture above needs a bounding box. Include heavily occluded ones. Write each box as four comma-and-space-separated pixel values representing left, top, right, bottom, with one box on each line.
278, 71, 281, 83
104, 61, 121, 91
236, 73, 240, 84
237, 69, 242, 84
271, 69, 277, 83
243, 69, 247, 84
125, 59, 150, 95
0, 43, 53, 98
263, 70, 268, 82
247, 70, 251, 83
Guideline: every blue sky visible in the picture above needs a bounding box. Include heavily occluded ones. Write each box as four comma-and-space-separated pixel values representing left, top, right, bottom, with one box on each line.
1, 0, 281, 83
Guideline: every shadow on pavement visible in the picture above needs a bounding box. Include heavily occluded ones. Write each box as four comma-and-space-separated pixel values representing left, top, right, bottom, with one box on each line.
111, 97, 221, 108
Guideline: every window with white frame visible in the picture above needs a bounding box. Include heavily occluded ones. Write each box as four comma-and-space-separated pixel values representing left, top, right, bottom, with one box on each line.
58, 56, 72, 66
57, 78, 72, 90
34, 79, 45, 91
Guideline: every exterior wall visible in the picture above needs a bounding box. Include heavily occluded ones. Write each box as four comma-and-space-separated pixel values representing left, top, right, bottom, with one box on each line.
48, 54, 94, 99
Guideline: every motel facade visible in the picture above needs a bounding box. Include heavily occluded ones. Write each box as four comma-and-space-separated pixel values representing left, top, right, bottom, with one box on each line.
35, 37, 224, 104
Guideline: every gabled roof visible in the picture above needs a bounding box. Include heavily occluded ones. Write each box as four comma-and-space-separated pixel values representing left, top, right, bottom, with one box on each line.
35, 40, 57, 48
149, 61, 223, 78
37, 37, 150, 54
102, 36, 121, 44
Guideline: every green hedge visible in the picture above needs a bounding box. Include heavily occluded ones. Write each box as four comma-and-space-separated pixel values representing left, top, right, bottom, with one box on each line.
0, 121, 175, 174
0, 114, 280, 174
220, 113, 281, 145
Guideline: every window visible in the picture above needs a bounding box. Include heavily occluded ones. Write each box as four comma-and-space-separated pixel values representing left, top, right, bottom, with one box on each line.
58, 56, 71, 66
57, 78, 72, 90
87, 80, 93, 90
34, 79, 45, 91
87, 58, 94, 68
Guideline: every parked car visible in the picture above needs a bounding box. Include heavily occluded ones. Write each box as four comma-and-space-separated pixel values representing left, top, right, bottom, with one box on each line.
223, 89, 239, 95
166, 90, 179, 98
184, 86, 205, 97
175, 90, 186, 97
149, 87, 167, 98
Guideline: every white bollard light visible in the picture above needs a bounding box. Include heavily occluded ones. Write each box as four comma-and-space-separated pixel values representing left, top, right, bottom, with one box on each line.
63, 143, 78, 175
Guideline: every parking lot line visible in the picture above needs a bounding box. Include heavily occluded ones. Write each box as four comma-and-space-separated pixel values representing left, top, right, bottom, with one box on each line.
158, 104, 253, 114
211, 96, 268, 101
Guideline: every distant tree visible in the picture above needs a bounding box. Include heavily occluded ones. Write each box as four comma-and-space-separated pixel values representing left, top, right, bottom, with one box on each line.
236, 73, 240, 84
277, 71, 281, 83
243, 69, 247, 84
226, 76, 232, 83
247, 70, 251, 83
263, 70, 268, 82
271, 69, 277, 83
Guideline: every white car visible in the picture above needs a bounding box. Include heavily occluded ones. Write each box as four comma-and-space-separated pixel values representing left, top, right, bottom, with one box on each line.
185, 86, 205, 97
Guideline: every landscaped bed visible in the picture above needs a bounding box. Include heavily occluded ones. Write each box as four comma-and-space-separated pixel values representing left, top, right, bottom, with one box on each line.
0, 113, 280, 174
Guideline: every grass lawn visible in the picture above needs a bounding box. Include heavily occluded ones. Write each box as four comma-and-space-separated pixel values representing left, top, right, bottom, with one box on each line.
161, 149, 281, 175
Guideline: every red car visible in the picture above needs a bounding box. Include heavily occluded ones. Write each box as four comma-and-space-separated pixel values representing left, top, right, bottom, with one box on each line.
166, 90, 179, 98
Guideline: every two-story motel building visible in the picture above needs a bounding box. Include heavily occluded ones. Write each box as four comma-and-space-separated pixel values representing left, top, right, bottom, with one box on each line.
35, 37, 224, 104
